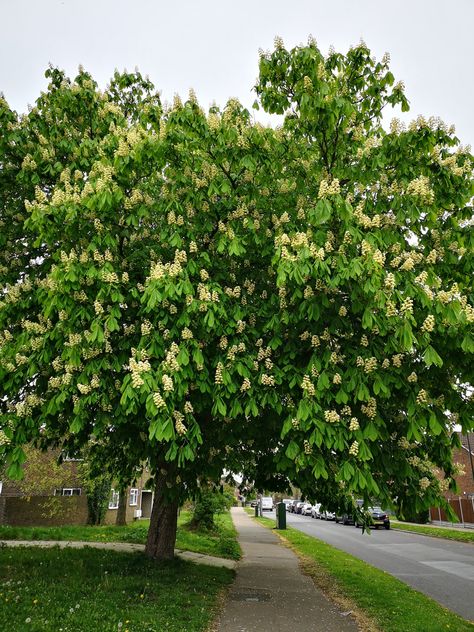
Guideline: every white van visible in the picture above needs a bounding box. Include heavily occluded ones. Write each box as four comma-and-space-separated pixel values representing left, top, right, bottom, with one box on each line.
261, 497, 274, 511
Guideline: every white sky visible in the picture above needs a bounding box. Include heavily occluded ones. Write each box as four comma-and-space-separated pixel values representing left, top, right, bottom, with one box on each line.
1, 0, 473, 146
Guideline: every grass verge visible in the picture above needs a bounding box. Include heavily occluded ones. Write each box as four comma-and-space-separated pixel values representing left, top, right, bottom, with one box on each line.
176, 510, 241, 560
0, 546, 233, 632
391, 521, 474, 544
0, 510, 241, 560
252, 513, 474, 632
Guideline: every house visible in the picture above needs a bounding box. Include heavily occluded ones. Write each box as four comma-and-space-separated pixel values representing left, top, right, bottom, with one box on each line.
0, 448, 154, 527
430, 432, 474, 524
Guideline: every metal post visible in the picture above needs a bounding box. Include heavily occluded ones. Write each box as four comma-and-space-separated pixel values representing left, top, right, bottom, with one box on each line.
459, 497, 464, 525
275, 502, 286, 530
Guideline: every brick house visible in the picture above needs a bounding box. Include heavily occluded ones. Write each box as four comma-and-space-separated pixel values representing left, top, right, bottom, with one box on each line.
445, 432, 474, 498
430, 432, 474, 524
0, 449, 154, 527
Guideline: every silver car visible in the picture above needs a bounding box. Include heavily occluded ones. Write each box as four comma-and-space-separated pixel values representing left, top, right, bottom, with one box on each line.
311, 503, 321, 518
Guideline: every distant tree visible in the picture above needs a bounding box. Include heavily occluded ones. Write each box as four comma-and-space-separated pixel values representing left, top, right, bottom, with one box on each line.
1, 38, 473, 560
77, 457, 111, 526
4, 446, 76, 519
190, 484, 234, 531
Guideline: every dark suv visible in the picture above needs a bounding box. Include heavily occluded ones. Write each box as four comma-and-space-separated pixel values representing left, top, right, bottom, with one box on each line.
355, 507, 390, 530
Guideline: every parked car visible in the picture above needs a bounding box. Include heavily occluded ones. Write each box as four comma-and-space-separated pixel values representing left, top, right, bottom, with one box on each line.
261, 497, 274, 511
321, 510, 336, 520
282, 499, 293, 511
355, 506, 390, 529
301, 502, 313, 516
335, 513, 354, 525
336, 500, 363, 525
295, 501, 306, 514
311, 503, 321, 519
290, 499, 301, 513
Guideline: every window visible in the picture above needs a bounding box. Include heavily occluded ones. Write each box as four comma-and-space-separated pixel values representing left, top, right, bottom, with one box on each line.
129, 488, 139, 506
109, 489, 120, 509
55, 488, 82, 496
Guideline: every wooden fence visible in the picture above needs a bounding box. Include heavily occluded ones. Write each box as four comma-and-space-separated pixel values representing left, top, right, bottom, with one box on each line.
430, 497, 474, 525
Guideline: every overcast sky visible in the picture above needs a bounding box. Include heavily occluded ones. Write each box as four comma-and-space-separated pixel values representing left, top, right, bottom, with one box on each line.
1, 0, 473, 146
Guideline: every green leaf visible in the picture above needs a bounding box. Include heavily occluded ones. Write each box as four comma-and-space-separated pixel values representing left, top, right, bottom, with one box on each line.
317, 371, 330, 390
6, 461, 23, 480
339, 461, 354, 481
250, 400, 258, 417
70, 418, 82, 434
429, 412, 443, 436
281, 417, 293, 439
106, 315, 119, 332
149, 420, 159, 440
357, 470, 367, 489
335, 389, 348, 404
363, 422, 378, 441
423, 345, 443, 367
297, 399, 310, 421
216, 397, 227, 416
193, 348, 204, 366
311, 199, 331, 224
362, 309, 373, 330
230, 399, 243, 417
205, 310, 215, 328
398, 321, 414, 351
357, 383, 370, 401
286, 440, 299, 460
157, 418, 174, 442
312, 457, 328, 480
177, 347, 189, 366
461, 335, 474, 353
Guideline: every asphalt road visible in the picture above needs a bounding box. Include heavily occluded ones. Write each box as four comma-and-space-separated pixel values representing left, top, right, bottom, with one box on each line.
264, 509, 474, 621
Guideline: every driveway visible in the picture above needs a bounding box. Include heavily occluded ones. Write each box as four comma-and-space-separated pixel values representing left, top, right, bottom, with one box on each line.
265, 510, 474, 621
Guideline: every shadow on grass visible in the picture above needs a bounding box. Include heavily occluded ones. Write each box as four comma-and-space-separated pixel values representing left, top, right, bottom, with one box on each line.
0, 546, 234, 632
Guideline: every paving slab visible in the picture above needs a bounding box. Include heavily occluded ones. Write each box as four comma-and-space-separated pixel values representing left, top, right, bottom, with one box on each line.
216, 507, 358, 632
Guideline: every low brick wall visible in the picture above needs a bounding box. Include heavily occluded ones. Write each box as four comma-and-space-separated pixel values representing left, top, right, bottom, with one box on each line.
1, 495, 88, 527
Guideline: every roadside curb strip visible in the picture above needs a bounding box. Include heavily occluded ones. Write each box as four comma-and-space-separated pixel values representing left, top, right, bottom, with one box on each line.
390, 527, 474, 543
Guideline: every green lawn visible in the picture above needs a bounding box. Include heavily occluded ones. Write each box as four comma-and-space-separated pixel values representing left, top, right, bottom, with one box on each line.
252, 513, 474, 632
0, 546, 233, 632
0, 510, 241, 560
392, 521, 474, 544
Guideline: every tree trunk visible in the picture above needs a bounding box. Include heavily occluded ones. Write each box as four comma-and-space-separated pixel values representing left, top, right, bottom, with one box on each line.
145, 467, 179, 560
115, 488, 128, 526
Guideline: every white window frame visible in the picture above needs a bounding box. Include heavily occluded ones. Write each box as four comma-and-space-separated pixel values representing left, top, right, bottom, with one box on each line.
109, 489, 120, 509
129, 488, 139, 506
55, 488, 82, 496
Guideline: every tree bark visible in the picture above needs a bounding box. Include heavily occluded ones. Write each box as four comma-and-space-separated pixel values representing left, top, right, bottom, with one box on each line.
145, 467, 179, 560
115, 488, 128, 526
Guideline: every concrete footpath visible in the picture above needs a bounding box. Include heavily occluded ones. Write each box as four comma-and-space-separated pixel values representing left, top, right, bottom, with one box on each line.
216, 507, 358, 632
0, 539, 236, 569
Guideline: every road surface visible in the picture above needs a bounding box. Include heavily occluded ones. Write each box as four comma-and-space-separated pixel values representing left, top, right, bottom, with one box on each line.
264, 509, 474, 621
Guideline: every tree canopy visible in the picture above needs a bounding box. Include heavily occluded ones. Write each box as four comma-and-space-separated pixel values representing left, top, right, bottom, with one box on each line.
1, 38, 473, 557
